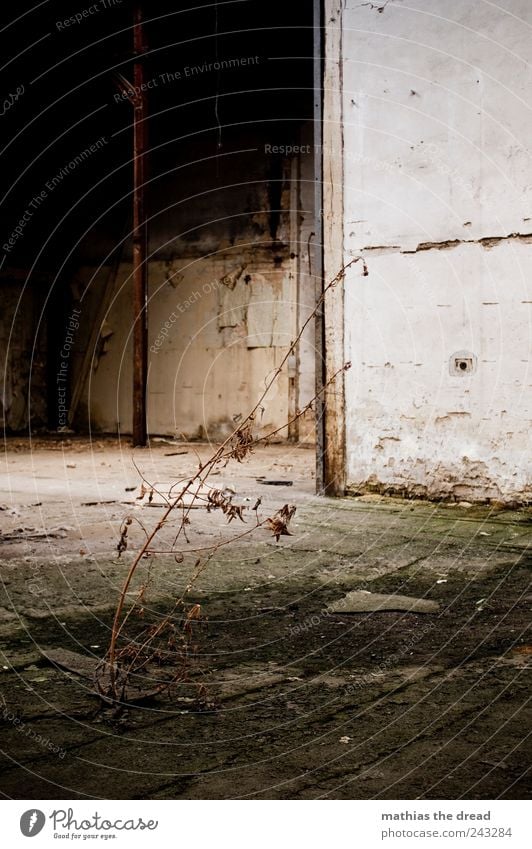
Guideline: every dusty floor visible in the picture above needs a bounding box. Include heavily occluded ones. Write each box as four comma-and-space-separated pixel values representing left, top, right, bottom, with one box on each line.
0, 436, 530, 799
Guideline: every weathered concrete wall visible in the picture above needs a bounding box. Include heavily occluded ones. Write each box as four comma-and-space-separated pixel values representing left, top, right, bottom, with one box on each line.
83, 252, 293, 439
73, 133, 317, 440
329, 0, 532, 502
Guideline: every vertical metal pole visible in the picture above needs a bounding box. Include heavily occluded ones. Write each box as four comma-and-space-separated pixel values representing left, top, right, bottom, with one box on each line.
288, 155, 299, 443
132, 2, 148, 446
313, 0, 325, 493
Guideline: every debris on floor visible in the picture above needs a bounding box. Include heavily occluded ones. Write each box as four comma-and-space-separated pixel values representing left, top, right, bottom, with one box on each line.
327, 590, 440, 614
1, 526, 72, 541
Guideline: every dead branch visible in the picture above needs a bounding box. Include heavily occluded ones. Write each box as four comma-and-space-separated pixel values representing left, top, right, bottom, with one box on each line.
103, 259, 365, 702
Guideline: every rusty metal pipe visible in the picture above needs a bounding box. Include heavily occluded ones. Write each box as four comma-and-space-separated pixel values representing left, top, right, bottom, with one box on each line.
132, 2, 148, 446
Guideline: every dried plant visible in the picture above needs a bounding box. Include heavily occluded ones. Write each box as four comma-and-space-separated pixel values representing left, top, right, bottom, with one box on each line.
228, 421, 255, 463
267, 504, 297, 541
99, 259, 366, 705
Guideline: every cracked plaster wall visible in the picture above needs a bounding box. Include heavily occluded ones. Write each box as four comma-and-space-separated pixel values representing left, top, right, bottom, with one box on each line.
340, 0, 532, 502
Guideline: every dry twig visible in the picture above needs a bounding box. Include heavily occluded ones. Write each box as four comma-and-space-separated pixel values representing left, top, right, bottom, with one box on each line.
101, 259, 365, 703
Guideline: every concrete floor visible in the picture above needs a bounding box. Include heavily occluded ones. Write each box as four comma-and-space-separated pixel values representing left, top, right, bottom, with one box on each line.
0, 436, 530, 799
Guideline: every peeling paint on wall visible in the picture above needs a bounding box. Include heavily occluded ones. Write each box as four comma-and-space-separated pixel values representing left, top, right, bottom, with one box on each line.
76, 246, 313, 441
336, 0, 532, 503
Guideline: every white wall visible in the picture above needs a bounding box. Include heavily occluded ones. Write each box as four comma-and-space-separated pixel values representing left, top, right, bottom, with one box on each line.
335, 0, 532, 501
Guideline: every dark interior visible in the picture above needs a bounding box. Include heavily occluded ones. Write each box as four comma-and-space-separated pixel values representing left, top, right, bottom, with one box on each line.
1, 0, 315, 429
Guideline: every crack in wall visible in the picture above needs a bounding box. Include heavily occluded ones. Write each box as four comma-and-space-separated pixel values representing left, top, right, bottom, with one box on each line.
357, 231, 532, 255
